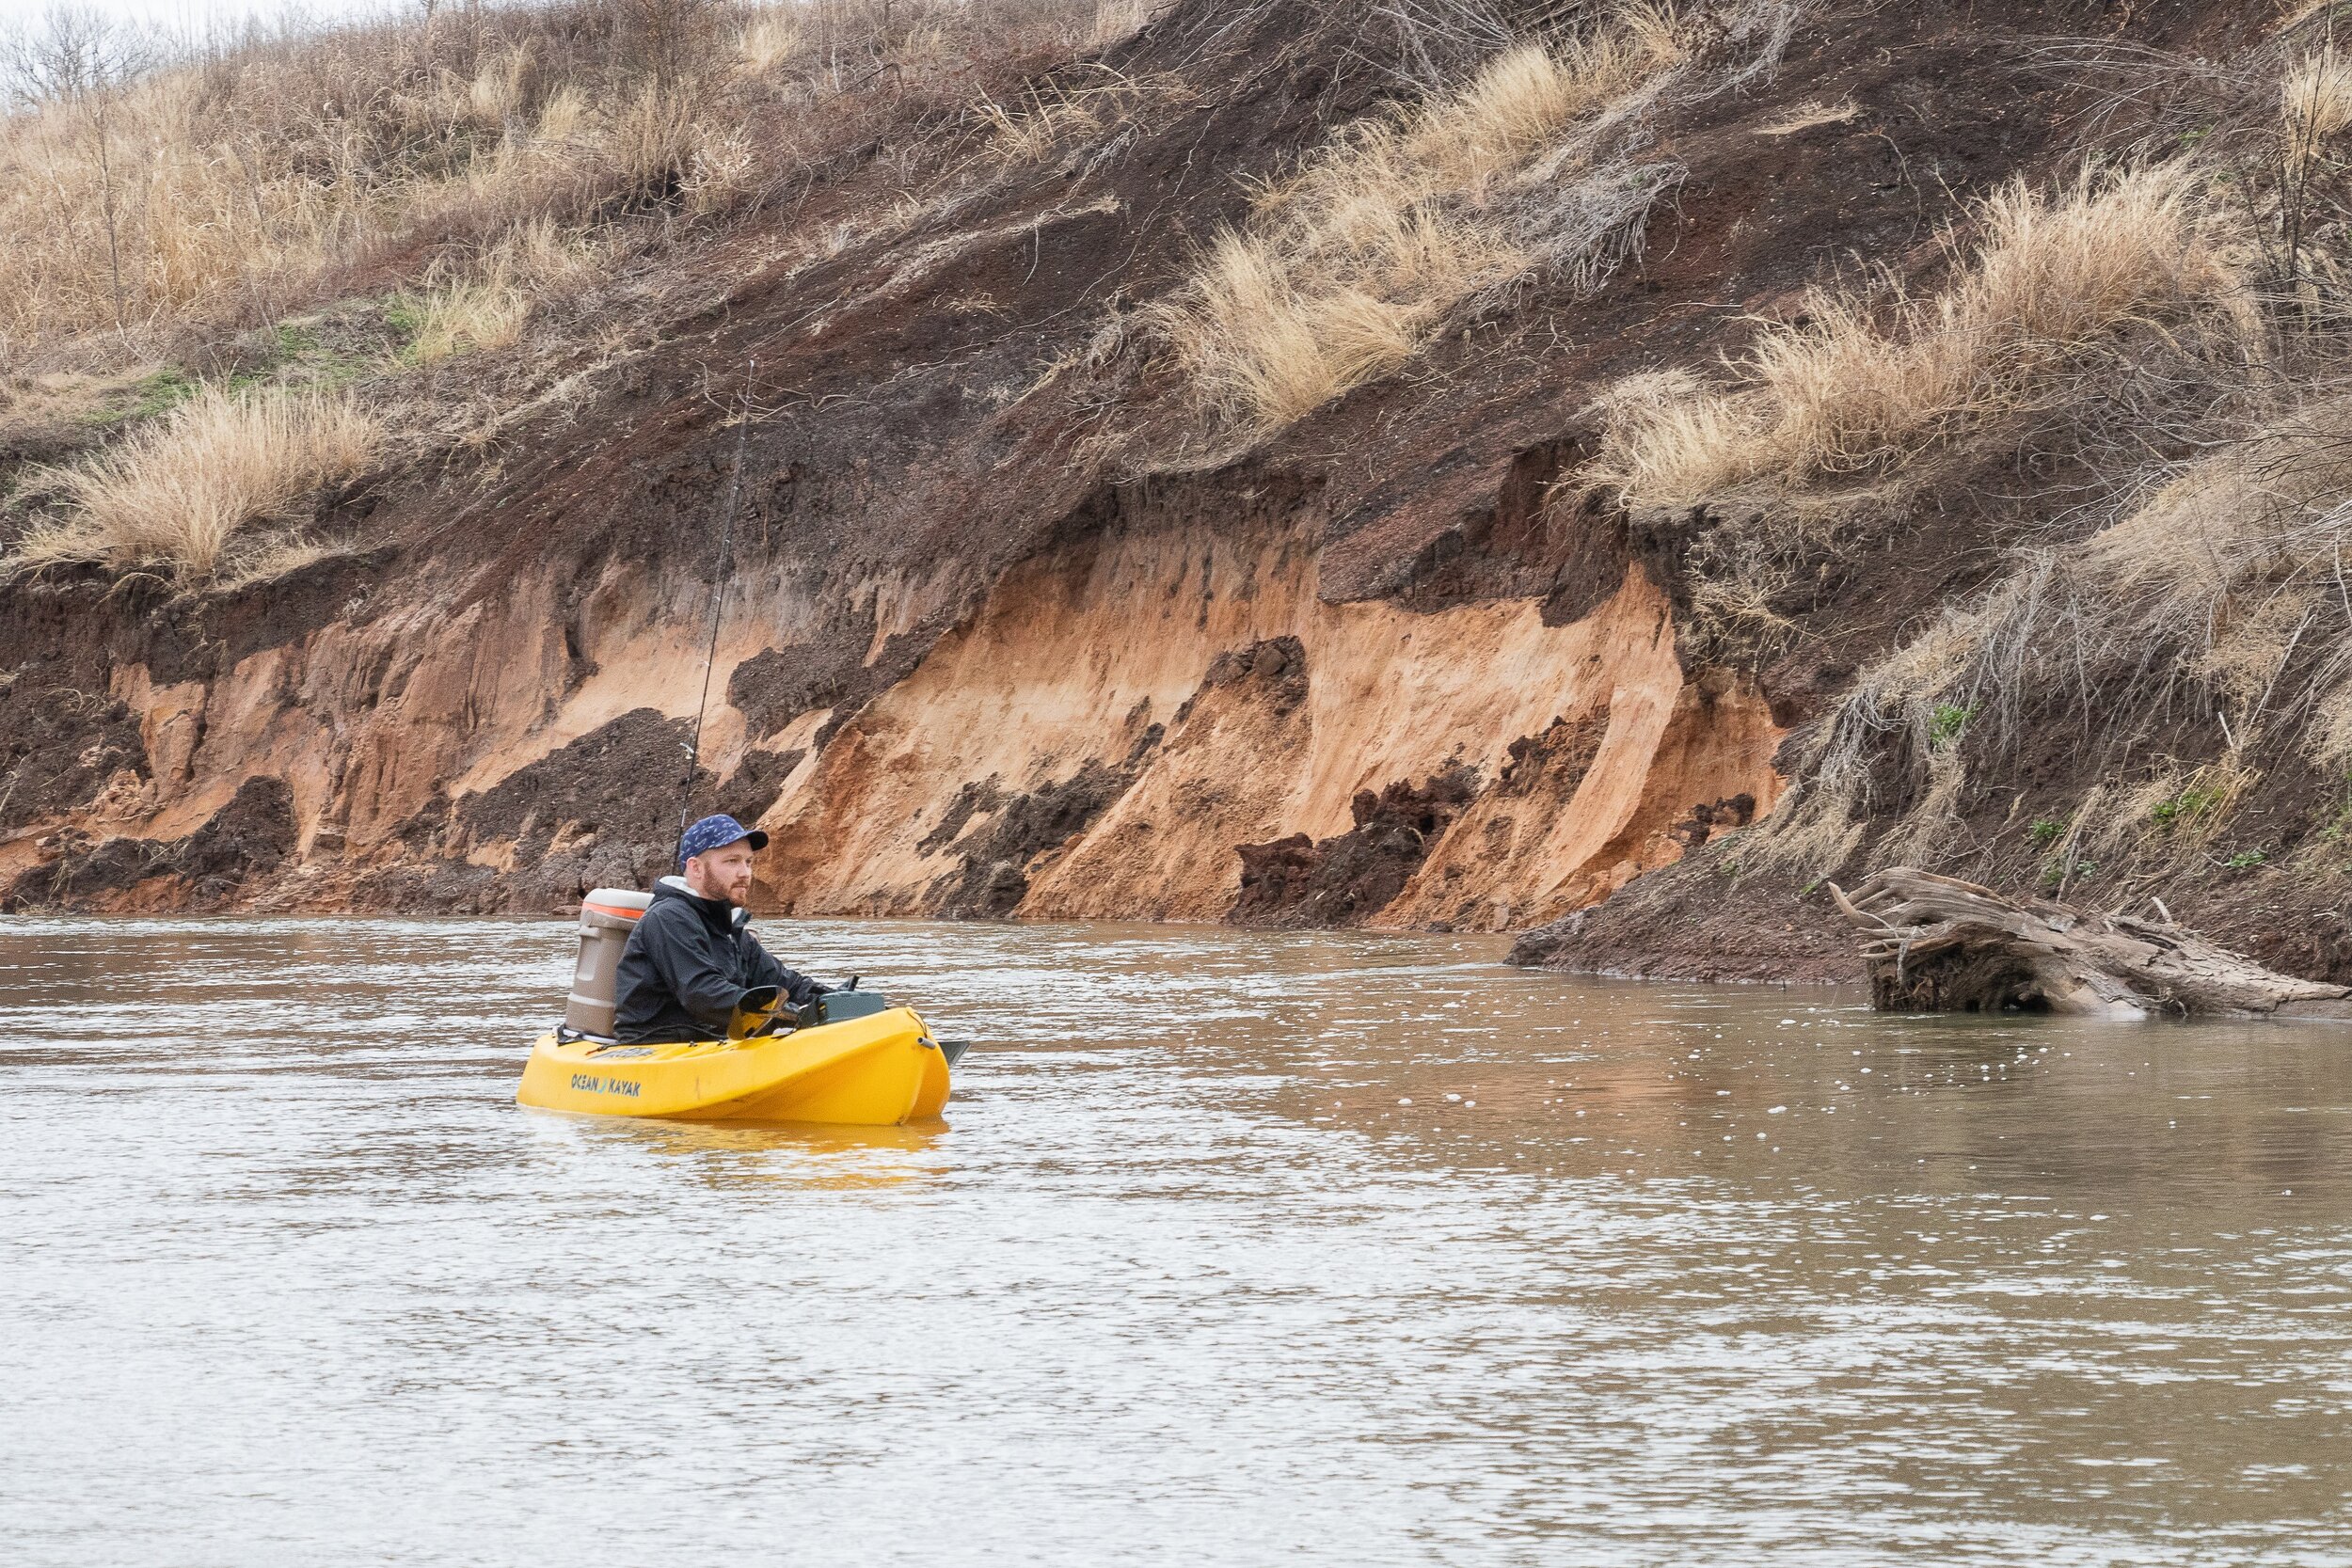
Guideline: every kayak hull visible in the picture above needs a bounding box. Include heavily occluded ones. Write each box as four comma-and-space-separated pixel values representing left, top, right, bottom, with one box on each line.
516, 1006, 950, 1125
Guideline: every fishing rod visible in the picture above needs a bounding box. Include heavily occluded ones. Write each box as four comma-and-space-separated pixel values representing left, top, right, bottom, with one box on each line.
675, 355, 756, 860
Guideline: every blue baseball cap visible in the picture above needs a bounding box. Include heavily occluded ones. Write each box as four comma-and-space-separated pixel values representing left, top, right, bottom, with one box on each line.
679, 814, 769, 866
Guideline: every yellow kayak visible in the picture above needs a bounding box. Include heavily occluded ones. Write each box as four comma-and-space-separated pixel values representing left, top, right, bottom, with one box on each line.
516, 1003, 953, 1125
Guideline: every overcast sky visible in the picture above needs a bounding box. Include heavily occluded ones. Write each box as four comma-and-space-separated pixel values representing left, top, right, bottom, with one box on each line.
22, 0, 408, 40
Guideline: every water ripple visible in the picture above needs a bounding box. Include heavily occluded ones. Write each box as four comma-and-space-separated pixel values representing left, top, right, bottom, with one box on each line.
1, 916, 2348, 1565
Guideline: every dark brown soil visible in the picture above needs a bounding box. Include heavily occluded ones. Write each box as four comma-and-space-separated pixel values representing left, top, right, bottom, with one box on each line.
727, 630, 872, 740
454, 707, 712, 909
180, 776, 299, 901
0, 681, 147, 832
1510, 849, 1861, 985
1232, 763, 1481, 928
933, 725, 1167, 918
6, 775, 294, 912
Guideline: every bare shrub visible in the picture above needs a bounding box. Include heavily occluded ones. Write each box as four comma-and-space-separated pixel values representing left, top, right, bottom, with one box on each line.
12, 387, 381, 580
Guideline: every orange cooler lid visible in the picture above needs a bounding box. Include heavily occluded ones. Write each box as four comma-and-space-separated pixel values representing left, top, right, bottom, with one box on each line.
582, 887, 653, 922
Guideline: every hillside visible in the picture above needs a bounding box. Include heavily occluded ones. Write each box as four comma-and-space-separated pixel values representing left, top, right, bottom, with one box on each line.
3, 0, 2346, 988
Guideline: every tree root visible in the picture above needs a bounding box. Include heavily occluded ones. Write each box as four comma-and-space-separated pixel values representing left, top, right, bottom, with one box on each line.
1827, 866, 2352, 1019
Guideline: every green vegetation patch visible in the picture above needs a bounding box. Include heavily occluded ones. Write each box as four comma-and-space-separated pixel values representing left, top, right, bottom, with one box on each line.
71, 310, 386, 437
2318, 774, 2352, 845
2151, 783, 2225, 830
2040, 856, 2096, 888
382, 295, 426, 344
81, 366, 199, 427
1928, 703, 1978, 750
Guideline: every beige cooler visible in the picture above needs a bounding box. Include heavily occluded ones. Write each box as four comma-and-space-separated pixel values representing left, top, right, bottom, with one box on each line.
564, 888, 653, 1039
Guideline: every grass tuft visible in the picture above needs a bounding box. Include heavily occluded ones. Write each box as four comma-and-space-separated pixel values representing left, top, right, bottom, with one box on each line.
1591, 162, 2253, 509
1152, 10, 1691, 432
2283, 40, 2352, 175
12, 387, 381, 582
404, 281, 532, 365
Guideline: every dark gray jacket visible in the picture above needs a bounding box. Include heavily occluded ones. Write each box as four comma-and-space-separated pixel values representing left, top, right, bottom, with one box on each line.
613, 878, 819, 1043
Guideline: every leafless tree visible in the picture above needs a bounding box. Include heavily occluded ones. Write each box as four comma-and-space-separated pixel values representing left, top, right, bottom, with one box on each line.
2, 6, 158, 330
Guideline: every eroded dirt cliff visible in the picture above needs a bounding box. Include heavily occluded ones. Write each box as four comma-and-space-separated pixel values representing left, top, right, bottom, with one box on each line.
6, 0, 2343, 985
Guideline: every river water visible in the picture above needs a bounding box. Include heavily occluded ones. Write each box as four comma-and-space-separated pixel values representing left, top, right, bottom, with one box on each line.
2, 916, 2348, 1565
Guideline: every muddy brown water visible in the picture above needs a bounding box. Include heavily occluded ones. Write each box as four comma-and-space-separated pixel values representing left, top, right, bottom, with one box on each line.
2, 916, 2349, 1565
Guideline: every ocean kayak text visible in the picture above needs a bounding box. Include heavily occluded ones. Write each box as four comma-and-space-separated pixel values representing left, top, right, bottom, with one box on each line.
569, 1073, 642, 1098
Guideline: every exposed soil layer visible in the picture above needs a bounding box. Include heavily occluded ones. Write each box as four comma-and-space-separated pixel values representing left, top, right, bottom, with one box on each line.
1233, 764, 1482, 928
6, 0, 2338, 984
932, 728, 1167, 918
1509, 851, 1860, 985
0, 683, 149, 833
451, 706, 710, 910
8, 775, 294, 912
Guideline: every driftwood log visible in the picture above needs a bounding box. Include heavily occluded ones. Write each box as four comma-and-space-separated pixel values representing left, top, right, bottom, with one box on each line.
1827, 866, 2352, 1019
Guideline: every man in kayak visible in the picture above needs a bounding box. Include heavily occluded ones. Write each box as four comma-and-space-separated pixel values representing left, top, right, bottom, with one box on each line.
613, 814, 825, 1044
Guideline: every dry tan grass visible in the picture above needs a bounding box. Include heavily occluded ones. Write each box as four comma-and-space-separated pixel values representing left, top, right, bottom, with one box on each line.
1756, 96, 1857, 136
1749, 390, 2352, 879
1088, 0, 1154, 51
2083, 424, 2327, 619
402, 218, 596, 363
2310, 676, 2352, 764
979, 79, 1108, 163
1592, 162, 2255, 509
1172, 211, 1522, 429
2072, 402, 2352, 755
0, 0, 1129, 365
736, 8, 805, 72
12, 387, 381, 581
217, 531, 348, 589
1681, 46, 2352, 877
2283, 40, 2352, 175
1740, 598, 1990, 877
407, 279, 532, 365
0, 0, 1136, 593
1153, 9, 1691, 431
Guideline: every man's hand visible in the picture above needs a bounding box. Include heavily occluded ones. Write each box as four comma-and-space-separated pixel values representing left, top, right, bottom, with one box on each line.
727, 984, 783, 1040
